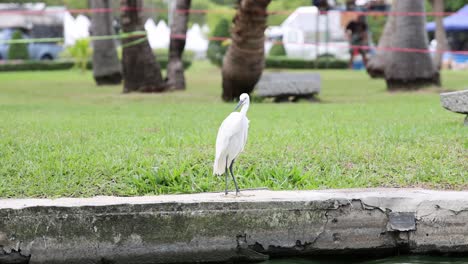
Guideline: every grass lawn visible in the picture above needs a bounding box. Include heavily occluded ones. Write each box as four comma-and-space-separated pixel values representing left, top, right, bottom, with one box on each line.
0, 62, 466, 198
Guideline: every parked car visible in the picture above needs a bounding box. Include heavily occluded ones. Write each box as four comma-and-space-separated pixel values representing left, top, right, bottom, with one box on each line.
0, 28, 63, 60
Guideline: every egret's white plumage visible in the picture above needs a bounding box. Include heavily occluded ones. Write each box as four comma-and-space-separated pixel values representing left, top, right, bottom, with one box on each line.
213, 93, 250, 194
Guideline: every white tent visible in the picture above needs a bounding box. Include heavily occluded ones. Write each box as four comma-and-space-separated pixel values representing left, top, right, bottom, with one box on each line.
185, 23, 208, 58
63, 12, 76, 46
74, 15, 91, 39
63, 13, 90, 46
145, 19, 170, 49
145, 19, 208, 57
272, 6, 350, 60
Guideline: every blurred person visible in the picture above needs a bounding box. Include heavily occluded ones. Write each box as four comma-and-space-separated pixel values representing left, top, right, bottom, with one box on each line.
345, 15, 369, 69
346, 0, 357, 10
313, 0, 330, 11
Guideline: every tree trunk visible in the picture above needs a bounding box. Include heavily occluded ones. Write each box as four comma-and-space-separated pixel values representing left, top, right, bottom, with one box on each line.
366, 1, 397, 79
221, 0, 271, 102
167, 0, 191, 90
91, 0, 122, 85
120, 0, 166, 93
384, 0, 440, 90
432, 0, 448, 70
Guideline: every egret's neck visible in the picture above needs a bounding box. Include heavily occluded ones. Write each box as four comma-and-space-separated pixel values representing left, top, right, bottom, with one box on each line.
240, 99, 250, 115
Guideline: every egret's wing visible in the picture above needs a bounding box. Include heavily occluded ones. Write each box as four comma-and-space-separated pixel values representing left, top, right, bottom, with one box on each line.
215, 112, 243, 151
213, 112, 243, 175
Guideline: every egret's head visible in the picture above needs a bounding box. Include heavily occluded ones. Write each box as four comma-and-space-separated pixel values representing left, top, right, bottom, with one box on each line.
234, 93, 249, 111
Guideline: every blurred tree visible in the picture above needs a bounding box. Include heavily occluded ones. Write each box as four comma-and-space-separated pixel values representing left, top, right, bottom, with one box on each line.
431, 0, 448, 70
207, 18, 230, 66
7, 30, 29, 60
384, 0, 439, 90
167, 0, 191, 90
90, 0, 122, 85
222, 0, 271, 101
120, 0, 166, 93
366, 2, 396, 78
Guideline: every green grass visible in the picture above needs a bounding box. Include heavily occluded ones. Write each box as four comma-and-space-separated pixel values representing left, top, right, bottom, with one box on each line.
0, 62, 466, 198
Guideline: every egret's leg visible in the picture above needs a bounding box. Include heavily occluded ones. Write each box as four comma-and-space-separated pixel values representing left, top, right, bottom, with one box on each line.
224, 157, 229, 195
224, 171, 229, 195
229, 160, 240, 194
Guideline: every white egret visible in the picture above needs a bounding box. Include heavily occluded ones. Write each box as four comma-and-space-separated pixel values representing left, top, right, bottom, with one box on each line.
213, 93, 250, 195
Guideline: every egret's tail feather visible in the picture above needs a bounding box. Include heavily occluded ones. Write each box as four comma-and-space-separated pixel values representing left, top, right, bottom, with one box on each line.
213, 157, 226, 175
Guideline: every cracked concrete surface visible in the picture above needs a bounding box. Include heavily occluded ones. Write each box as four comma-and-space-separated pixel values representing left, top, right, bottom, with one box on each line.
0, 189, 468, 263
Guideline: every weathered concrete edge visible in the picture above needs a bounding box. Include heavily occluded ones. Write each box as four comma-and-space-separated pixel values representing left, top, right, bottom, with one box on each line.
1, 188, 468, 264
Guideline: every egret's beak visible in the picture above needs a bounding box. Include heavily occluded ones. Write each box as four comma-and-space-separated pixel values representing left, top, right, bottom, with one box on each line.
234, 99, 244, 111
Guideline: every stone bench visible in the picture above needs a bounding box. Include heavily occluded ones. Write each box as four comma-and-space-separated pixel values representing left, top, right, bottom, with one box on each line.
255, 72, 321, 102
440, 89, 468, 126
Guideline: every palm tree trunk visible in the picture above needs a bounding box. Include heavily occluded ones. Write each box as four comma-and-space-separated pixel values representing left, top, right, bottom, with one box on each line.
432, 0, 448, 70
167, 0, 191, 90
221, 0, 271, 102
384, 0, 440, 90
91, 0, 122, 85
366, 1, 397, 79
120, 0, 166, 93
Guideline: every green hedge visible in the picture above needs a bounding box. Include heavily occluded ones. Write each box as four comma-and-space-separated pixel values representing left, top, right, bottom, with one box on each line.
0, 61, 74, 71
265, 56, 348, 69
0, 56, 191, 72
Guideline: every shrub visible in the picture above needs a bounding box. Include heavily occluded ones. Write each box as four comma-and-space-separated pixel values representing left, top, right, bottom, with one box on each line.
265, 56, 347, 69
7, 30, 29, 60
207, 18, 230, 67
66, 39, 92, 72
268, 43, 286, 57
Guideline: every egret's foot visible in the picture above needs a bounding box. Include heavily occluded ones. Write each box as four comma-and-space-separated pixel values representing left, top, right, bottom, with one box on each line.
235, 190, 240, 196
222, 192, 238, 198
225, 191, 229, 195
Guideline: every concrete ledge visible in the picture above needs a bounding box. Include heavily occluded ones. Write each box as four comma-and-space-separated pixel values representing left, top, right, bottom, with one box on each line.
1, 189, 468, 263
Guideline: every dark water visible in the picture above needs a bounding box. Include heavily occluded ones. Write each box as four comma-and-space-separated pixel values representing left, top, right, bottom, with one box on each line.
261, 256, 468, 264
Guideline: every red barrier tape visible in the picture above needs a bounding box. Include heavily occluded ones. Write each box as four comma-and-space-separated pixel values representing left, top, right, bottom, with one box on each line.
0, 7, 463, 17
2, 6, 467, 56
